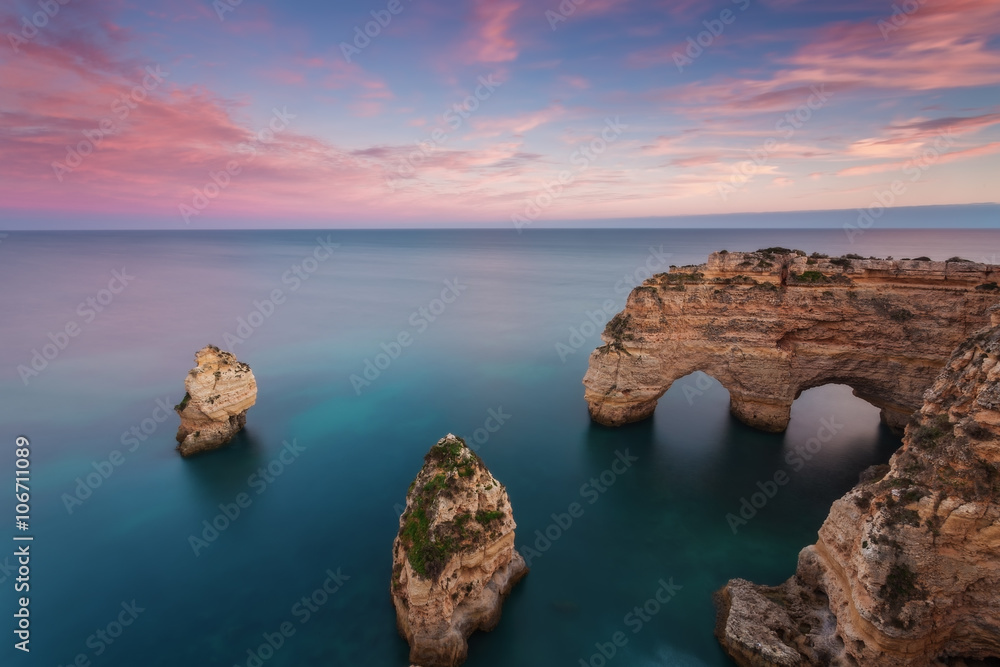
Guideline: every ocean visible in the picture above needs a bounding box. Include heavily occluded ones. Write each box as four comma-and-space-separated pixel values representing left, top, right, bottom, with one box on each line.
2, 228, 998, 666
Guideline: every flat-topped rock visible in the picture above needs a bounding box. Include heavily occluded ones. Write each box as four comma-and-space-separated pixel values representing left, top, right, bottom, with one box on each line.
705, 249, 995, 287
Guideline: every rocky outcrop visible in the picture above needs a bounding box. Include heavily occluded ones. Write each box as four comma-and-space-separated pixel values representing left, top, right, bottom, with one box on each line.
392, 434, 527, 667
715, 318, 1000, 666
584, 249, 1000, 432
175, 345, 257, 457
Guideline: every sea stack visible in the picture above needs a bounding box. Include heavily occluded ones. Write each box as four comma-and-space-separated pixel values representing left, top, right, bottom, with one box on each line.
391, 434, 527, 667
175, 345, 257, 457
715, 321, 1000, 666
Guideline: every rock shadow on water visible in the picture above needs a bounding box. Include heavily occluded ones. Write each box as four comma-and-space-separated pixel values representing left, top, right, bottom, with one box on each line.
178, 428, 268, 503
463, 577, 533, 664
582, 414, 657, 460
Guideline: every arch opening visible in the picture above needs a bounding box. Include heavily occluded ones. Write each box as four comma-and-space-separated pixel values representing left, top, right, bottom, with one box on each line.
793, 375, 913, 435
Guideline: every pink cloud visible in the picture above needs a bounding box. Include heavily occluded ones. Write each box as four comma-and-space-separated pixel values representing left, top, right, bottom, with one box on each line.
671, 155, 724, 168
3, 0, 997, 224
465, 0, 520, 64
836, 142, 1000, 177
654, 0, 1000, 119
832, 112, 1000, 173
282, 55, 395, 116
466, 104, 565, 139
0, 19, 412, 221
559, 75, 590, 90
0, 15, 558, 224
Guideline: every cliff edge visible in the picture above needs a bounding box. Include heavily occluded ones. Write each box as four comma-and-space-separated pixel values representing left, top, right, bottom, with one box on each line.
715, 316, 1000, 666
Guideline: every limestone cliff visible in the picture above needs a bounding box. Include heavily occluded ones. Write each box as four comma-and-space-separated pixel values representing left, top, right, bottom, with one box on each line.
175, 345, 257, 457
392, 434, 527, 667
584, 249, 1000, 432
715, 318, 1000, 666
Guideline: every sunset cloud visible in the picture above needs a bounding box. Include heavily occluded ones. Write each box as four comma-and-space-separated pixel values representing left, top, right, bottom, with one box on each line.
465, 0, 520, 63
0, 0, 997, 226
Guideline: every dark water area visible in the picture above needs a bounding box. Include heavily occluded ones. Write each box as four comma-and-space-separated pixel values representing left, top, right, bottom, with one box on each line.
1, 228, 998, 666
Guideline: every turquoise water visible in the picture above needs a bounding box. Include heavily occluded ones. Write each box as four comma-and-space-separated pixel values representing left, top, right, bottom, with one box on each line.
1, 229, 998, 666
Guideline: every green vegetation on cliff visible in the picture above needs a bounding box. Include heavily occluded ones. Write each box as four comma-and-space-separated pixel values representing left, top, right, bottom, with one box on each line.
598, 313, 635, 355
174, 392, 191, 412
398, 437, 506, 581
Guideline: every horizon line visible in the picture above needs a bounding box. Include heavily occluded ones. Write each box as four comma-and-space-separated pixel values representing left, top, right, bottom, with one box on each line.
2, 202, 997, 231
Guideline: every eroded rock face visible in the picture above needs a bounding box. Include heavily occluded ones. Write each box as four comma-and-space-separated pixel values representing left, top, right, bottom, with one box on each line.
715, 322, 1000, 666
392, 434, 527, 667
584, 249, 1000, 432
175, 345, 257, 457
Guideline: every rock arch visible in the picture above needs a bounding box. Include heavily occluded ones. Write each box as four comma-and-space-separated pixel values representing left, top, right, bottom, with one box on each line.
584, 250, 1000, 433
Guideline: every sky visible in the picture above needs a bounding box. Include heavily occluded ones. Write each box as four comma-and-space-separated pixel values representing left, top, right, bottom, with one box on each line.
1, 0, 999, 229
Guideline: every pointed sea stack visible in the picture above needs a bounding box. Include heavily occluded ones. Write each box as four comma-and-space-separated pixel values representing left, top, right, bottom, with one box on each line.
174, 345, 257, 457
391, 434, 527, 667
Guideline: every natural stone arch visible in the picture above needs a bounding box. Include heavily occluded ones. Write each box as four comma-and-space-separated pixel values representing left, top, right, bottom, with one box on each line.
584, 250, 1000, 433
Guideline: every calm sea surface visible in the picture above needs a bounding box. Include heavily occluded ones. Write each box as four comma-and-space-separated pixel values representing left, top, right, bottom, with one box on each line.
2, 228, 999, 666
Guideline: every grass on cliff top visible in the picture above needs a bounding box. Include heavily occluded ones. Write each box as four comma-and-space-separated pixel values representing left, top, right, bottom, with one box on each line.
424, 435, 482, 477
754, 247, 807, 257
399, 437, 505, 581
662, 271, 705, 283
